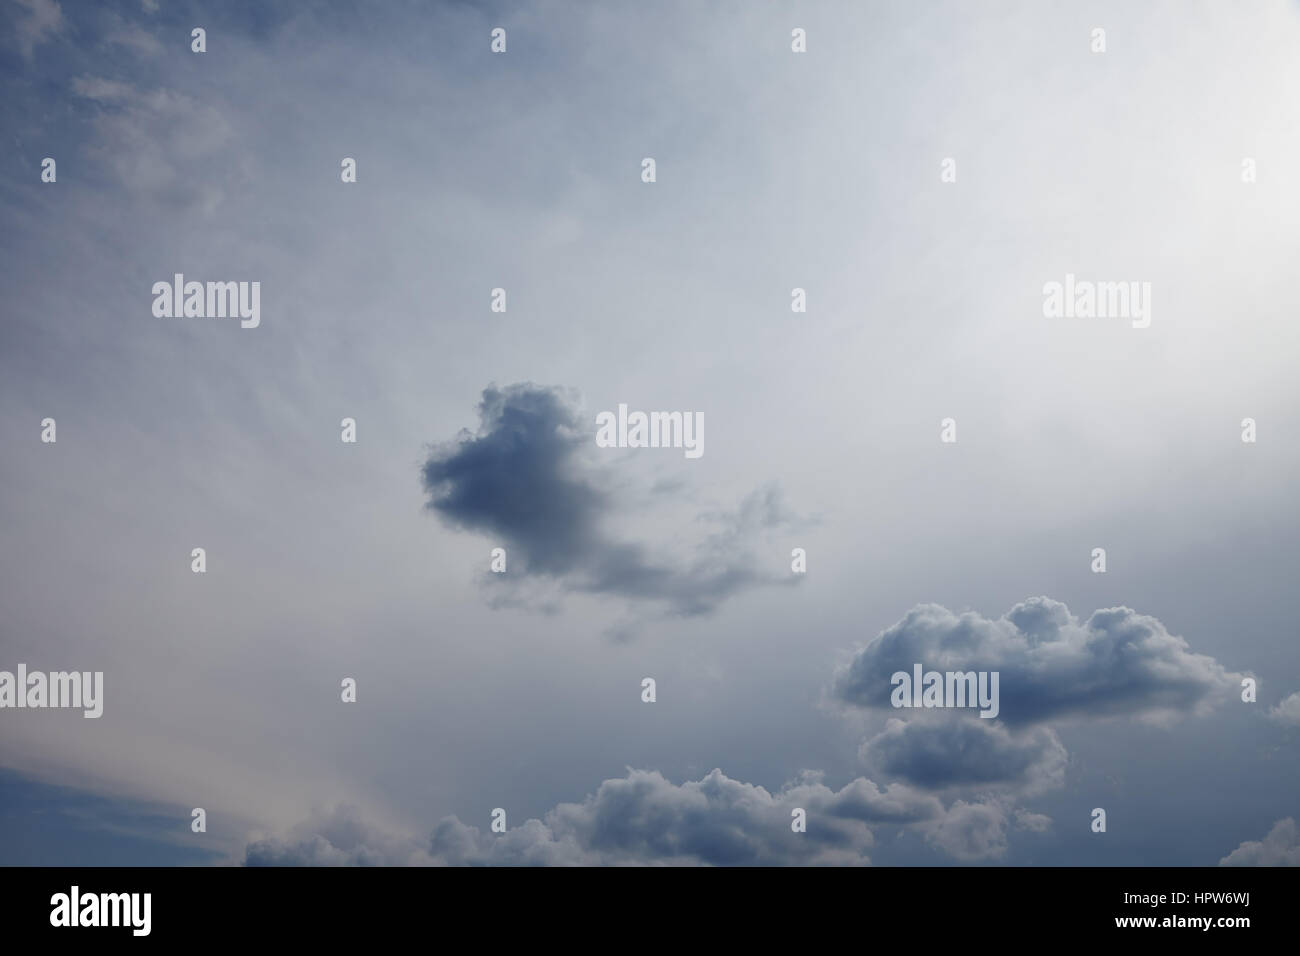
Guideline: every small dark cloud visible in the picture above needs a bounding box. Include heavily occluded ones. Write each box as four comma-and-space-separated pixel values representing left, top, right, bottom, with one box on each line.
859, 717, 1066, 795
428, 768, 885, 866
422, 383, 801, 620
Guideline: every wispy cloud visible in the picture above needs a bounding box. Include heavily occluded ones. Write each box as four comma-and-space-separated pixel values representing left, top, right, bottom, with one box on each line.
12, 0, 65, 59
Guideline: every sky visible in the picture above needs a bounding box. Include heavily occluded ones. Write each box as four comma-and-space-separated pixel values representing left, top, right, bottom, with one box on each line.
2, 0, 1299, 866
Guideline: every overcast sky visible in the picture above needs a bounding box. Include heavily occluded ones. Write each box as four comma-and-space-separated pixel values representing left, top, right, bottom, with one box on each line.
2, 0, 1299, 865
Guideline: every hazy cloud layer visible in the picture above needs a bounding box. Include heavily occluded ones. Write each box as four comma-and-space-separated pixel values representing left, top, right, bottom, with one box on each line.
243, 596, 1265, 865
422, 384, 799, 618
833, 598, 1242, 726
70, 73, 238, 209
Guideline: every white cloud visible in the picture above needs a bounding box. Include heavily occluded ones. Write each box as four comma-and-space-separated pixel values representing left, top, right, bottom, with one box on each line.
1219, 818, 1300, 866
1267, 691, 1300, 726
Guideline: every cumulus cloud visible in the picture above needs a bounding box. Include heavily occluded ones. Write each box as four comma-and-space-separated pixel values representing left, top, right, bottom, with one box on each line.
923, 799, 1012, 861
421, 384, 800, 619
1219, 818, 1300, 866
1267, 691, 1300, 726
431, 769, 895, 866
922, 798, 1055, 861
245, 767, 1029, 866
859, 716, 1067, 796
832, 598, 1249, 809
832, 597, 1242, 726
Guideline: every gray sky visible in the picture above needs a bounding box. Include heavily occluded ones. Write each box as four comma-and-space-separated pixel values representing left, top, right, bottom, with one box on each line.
2, 0, 1299, 865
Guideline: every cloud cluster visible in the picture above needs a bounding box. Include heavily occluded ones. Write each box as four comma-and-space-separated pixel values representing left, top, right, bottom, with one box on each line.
245, 598, 1252, 866
245, 767, 1039, 867
421, 384, 799, 619
834, 598, 1247, 827
429, 769, 901, 866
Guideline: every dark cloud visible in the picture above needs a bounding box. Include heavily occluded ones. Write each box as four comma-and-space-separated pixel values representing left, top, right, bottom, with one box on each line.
832, 598, 1242, 726
421, 384, 800, 618
429, 768, 890, 866
859, 717, 1067, 795
422, 384, 598, 576
1219, 818, 1300, 866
